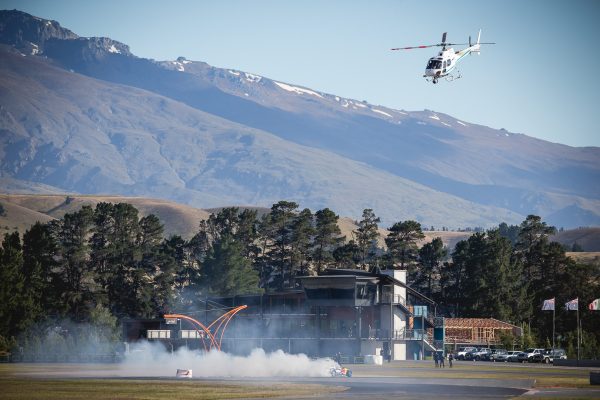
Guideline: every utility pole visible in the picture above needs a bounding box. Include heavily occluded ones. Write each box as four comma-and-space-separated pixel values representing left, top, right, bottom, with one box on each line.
421, 310, 425, 360
389, 291, 393, 362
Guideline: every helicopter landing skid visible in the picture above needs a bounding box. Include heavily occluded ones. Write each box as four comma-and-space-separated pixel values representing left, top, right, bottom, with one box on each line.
445, 70, 462, 82
425, 70, 462, 84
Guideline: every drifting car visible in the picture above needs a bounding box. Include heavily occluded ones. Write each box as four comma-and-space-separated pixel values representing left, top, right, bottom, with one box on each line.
329, 366, 352, 377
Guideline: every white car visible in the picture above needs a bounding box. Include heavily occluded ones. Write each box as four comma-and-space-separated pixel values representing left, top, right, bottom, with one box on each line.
456, 347, 477, 360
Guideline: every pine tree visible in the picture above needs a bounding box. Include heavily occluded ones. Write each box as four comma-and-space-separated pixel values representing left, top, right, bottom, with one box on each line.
50, 206, 95, 320
164, 235, 200, 307
313, 208, 344, 274
354, 209, 381, 269
0, 232, 25, 339
22, 223, 57, 323
290, 208, 314, 277
440, 239, 469, 315
333, 240, 361, 269
417, 237, 447, 298
385, 220, 424, 272
201, 234, 260, 296
267, 201, 298, 289
515, 215, 556, 281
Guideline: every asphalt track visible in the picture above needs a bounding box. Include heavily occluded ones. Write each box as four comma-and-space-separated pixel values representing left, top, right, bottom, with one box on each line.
233, 376, 532, 399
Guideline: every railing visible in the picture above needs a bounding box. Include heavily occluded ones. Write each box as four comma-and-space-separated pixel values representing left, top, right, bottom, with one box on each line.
380, 293, 407, 306
362, 328, 434, 342
395, 328, 433, 342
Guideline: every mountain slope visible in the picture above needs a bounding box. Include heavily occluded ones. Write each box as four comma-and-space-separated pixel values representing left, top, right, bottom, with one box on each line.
0, 48, 522, 227
0, 10, 598, 227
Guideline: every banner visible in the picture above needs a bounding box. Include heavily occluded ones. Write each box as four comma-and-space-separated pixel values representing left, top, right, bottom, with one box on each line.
565, 298, 579, 311
542, 298, 555, 311
589, 299, 600, 311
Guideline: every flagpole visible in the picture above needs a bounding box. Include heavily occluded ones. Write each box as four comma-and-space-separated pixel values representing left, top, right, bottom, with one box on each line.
552, 305, 555, 351
577, 303, 580, 361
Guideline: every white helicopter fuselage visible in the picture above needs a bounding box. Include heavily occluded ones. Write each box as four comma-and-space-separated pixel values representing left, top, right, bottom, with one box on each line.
424, 43, 480, 80
392, 29, 492, 84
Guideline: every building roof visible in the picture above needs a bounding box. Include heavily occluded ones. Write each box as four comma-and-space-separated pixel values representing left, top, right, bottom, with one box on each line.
445, 318, 519, 329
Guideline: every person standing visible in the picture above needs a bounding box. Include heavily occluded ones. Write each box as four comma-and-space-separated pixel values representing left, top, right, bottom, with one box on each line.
448, 352, 454, 368
433, 351, 439, 367
439, 352, 445, 368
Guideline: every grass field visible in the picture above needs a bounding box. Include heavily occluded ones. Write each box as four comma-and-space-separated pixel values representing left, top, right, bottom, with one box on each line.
0, 364, 344, 400
350, 360, 595, 388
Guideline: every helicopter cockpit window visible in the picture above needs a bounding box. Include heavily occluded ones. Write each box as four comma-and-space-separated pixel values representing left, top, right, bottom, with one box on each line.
426, 59, 442, 69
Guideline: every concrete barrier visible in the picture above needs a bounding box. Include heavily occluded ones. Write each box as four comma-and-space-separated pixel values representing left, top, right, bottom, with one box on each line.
554, 359, 600, 368
364, 354, 383, 365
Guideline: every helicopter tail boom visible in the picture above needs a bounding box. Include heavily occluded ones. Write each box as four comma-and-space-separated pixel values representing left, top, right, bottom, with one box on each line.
471, 29, 482, 55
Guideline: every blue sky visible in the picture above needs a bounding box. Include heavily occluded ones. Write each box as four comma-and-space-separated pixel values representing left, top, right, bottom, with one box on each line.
2, 0, 599, 147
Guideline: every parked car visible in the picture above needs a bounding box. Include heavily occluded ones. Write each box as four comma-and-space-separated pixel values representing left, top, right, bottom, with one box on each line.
517, 348, 545, 363
471, 348, 492, 361
463, 348, 481, 360
456, 347, 477, 360
506, 350, 521, 362
489, 349, 508, 362
540, 349, 567, 364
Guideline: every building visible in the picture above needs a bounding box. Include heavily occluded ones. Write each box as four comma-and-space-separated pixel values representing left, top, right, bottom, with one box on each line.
443, 318, 522, 348
123, 268, 438, 360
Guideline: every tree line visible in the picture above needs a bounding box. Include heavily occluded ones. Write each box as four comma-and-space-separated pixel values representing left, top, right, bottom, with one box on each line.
0, 201, 598, 357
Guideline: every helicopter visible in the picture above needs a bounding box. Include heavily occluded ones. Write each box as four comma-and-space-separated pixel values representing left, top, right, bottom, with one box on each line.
392, 30, 495, 84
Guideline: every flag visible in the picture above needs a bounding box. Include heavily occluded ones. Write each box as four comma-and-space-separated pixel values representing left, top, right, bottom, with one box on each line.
565, 298, 579, 311
542, 298, 555, 311
589, 299, 600, 311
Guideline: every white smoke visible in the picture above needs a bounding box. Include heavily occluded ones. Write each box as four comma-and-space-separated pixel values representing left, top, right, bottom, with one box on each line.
120, 341, 338, 378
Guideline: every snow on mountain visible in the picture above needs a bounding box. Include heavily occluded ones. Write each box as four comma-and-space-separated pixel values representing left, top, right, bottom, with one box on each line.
274, 81, 324, 98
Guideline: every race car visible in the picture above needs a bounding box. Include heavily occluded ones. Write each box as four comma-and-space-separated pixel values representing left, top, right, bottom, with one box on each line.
329, 366, 352, 377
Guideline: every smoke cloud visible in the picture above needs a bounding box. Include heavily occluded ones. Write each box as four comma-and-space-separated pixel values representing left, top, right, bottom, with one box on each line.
121, 341, 338, 378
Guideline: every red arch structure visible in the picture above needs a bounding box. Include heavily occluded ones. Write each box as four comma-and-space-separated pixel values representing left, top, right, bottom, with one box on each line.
164, 305, 247, 352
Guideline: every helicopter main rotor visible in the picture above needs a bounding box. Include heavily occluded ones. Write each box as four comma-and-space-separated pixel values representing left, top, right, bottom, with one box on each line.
391, 31, 493, 51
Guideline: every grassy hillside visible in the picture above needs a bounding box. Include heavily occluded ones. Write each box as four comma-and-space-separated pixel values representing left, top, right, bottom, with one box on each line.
565, 252, 600, 265
0, 198, 55, 235
0, 194, 210, 239
551, 227, 600, 252
338, 216, 472, 250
